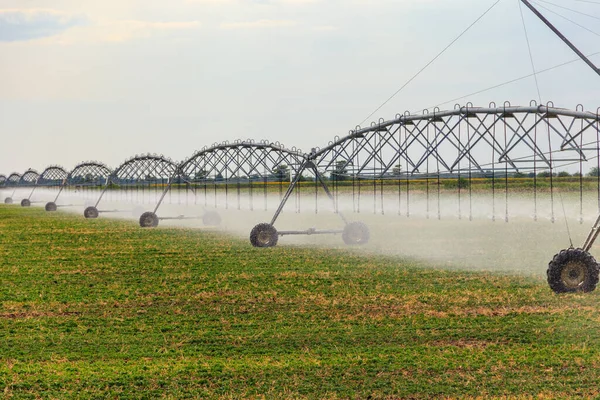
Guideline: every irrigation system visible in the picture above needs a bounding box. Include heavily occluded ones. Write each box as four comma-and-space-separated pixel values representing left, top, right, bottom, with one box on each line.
2, 0, 600, 294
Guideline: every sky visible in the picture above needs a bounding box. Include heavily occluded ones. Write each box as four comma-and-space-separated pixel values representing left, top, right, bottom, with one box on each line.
1, 0, 599, 175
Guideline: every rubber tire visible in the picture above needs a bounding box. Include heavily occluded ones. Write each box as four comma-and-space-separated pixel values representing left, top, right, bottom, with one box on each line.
21, 199, 31, 207
203, 211, 221, 226
4, 197, 13, 204
547, 248, 599, 293
342, 221, 370, 245
45, 202, 57, 212
139, 212, 159, 228
84, 206, 99, 219
250, 223, 278, 248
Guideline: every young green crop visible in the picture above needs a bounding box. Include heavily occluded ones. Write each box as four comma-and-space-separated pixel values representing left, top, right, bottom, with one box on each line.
1, 205, 600, 398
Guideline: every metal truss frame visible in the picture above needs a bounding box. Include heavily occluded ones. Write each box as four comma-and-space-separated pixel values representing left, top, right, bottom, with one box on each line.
85, 154, 177, 218
143, 140, 306, 227
258, 103, 600, 246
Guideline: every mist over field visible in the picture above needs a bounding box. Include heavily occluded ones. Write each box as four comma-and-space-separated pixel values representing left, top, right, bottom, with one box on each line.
4, 185, 598, 278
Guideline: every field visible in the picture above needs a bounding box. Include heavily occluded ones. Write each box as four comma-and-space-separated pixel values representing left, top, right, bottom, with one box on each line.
2, 206, 600, 398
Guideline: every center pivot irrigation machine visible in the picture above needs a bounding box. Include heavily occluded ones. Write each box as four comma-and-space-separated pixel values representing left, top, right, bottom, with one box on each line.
9, 169, 40, 207
46, 161, 112, 212
248, 0, 600, 294
2, 0, 600, 294
137, 140, 306, 228
83, 154, 177, 221
2, 173, 20, 204
21, 166, 69, 209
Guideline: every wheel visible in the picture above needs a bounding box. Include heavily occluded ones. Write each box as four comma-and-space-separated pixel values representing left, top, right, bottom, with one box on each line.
4, 197, 13, 204
202, 211, 221, 226
547, 248, 599, 293
21, 199, 31, 207
84, 206, 99, 219
45, 202, 57, 212
250, 223, 278, 247
139, 211, 159, 228
342, 221, 370, 245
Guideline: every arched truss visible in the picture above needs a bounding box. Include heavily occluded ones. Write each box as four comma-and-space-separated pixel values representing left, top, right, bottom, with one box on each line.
0, 175, 6, 187
266, 103, 600, 239
68, 161, 112, 186
111, 154, 178, 185
18, 169, 39, 186
178, 140, 305, 182
6, 173, 22, 186
50, 162, 113, 208
37, 166, 68, 186
312, 103, 600, 178
148, 140, 305, 223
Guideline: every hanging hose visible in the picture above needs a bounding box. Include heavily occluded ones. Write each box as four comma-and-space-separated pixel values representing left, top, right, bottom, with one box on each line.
534, 109, 538, 221
597, 108, 600, 214
578, 105, 584, 224
237, 181, 241, 210
263, 174, 267, 212
315, 164, 319, 215
352, 138, 357, 213
398, 124, 402, 216
405, 125, 410, 218
466, 106, 473, 221
504, 104, 509, 223
547, 107, 555, 223
458, 113, 462, 220
491, 113, 496, 222
426, 117, 430, 219
379, 130, 384, 215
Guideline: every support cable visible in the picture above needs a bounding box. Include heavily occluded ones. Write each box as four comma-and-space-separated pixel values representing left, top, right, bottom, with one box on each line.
422, 50, 600, 112
519, 0, 543, 104
537, 0, 600, 20
533, 1, 600, 37
358, 0, 501, 126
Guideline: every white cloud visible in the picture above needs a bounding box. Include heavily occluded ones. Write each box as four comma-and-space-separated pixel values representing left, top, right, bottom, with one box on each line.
0, 8, 88, 41
220, 19, 296, 29
1, 17, 202, 45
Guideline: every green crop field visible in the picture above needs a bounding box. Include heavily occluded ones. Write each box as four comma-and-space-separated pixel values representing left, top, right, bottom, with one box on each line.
2, 205, 600, 399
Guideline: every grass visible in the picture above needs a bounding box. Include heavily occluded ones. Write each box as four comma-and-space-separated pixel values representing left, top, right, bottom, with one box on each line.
1, 205, 600, 398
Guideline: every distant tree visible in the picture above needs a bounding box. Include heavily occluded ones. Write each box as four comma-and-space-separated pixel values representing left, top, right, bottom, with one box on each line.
537, 171, 552, 178
331, 160, 348, 181
589, 167, 600, 177
513, 171, 526, 178
557, 171, 571, 177
272, 165, 290, 182
572, 172, 583, 178
194, 169, 208, 180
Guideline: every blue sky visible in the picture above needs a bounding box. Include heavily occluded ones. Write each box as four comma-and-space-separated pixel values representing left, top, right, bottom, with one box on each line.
1, 0, 599, 174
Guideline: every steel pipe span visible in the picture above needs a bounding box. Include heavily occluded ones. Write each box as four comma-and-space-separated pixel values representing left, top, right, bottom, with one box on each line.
178, 139, 305, 182
18, 169, 39, 186
312, 103, 600, 178
37, 166, 68, 186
